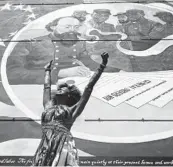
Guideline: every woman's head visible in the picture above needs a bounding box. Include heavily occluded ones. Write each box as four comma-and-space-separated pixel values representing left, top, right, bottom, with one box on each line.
51, 83, 81, 107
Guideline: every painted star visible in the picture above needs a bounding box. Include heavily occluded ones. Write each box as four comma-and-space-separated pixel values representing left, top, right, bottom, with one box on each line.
9, 31, 18, 37
0, 3, 12, 11
23, 5, 35, 13
27, 13, 37, 19
0, 39, 5, 47
23, 19, 32, 25
14, 4, 24, 10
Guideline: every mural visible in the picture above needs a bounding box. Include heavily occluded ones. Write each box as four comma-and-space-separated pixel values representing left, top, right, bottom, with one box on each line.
2, 0, 173, 165
6, 4, 173, 85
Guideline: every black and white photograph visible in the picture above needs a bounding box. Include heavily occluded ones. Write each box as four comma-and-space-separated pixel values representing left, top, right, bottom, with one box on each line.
1, 0, 173, 166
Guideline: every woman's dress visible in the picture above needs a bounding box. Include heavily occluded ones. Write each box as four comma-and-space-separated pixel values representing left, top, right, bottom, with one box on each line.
32, 104, 79, 166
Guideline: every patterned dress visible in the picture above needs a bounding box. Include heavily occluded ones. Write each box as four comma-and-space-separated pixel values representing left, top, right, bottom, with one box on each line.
32, 104, 79, 166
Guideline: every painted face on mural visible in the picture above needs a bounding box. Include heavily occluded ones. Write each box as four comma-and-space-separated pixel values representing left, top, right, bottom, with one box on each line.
117, 14, 129, 24
72, 10, 89, 22
126, 10, 144, 22
154, 12, 173, 24
52, 17, 81, 45
92, 9, 111, 24
54, 17, 81, 34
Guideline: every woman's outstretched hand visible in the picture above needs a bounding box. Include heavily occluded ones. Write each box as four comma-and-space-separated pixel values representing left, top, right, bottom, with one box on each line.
101, 52, 109, 65
44, 60, 53, 71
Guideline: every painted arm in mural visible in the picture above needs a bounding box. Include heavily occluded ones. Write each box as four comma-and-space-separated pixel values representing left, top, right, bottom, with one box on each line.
149, 22, 165, 39
71, 52, 109, 120
78, 42, 120, 72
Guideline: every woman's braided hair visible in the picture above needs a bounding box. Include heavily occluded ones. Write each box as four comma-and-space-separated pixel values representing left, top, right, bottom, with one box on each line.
66, 84, 82, 107
54, 83, 81, 107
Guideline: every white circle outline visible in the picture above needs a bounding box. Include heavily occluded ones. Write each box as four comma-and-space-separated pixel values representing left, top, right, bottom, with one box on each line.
2, 3, 173, 144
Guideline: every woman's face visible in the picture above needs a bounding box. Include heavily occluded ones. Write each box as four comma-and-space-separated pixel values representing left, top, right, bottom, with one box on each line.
56, 86, 69, 95
54, 84, 81, 106
54, 86, 69, 105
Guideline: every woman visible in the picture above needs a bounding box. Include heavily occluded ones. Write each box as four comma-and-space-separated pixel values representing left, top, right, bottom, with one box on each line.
32, 52, 109, 166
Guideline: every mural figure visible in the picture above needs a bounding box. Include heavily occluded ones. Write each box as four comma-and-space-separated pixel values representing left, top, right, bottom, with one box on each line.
5, 8, 173, 87
72, 10, 89, 23
84, 9, 134, 72
7, 14, 122, 85
32, 52, 109, 166
115, 12, 130, 32
115, 12, 133, 51
116, 9, 163, 50
151, 11, 173, 38
6, 17, 103, 85
87, 9, 116, 32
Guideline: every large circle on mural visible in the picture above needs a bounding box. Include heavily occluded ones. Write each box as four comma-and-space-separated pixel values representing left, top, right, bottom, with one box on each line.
2, 3, 173, 146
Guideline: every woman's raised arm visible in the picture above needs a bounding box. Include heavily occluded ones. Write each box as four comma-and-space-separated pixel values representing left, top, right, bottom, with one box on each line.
71, 52, 109, 120
43, 61, 53, 108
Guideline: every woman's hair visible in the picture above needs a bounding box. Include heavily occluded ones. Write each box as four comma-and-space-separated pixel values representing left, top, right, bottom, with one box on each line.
67, 85, 82, 106
52, 83, 82, 107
